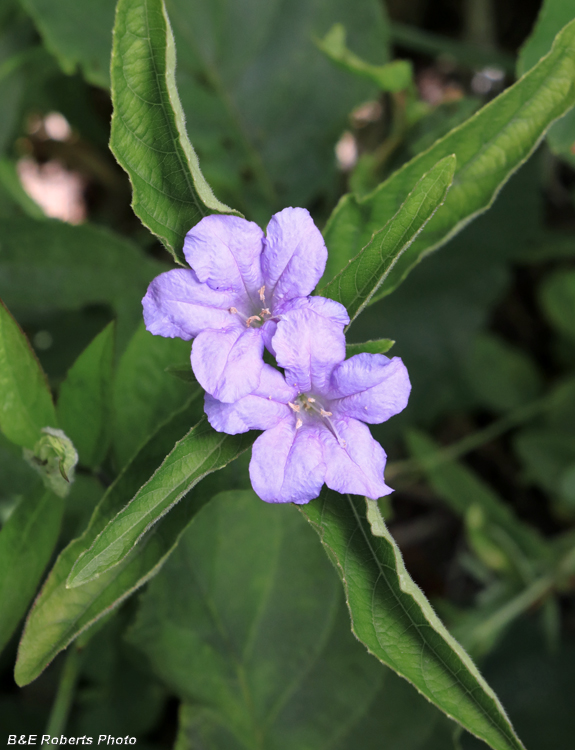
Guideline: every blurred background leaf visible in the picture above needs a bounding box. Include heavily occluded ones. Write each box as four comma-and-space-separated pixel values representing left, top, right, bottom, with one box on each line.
130, 490, 456, 750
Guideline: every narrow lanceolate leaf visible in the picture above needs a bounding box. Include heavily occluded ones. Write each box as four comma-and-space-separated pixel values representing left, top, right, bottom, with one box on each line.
57, 322, 115, 469
15, 402, 253, 685
518, 0, 575, 166
0, 486, 64, 656
110, 0, 239, 263
346, 338, 395, 357
320, 155, 455, 326
322, 19, 575, 299
67, 418, 255, 588
0, 299, 57, 449
301, 490, 526, 750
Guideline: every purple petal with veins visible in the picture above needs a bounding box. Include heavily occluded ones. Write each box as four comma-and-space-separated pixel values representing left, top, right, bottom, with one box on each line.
142, 268, 242, 340
183, 214, 264, 304
261, 207, 327, 309
329, 354, 411, 424
249, 419, 326, 504
191, 327, 264, 403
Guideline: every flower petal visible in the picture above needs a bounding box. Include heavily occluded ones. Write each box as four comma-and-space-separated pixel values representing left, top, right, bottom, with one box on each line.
321, 417, 391, 499
329, 354, 411, 424
250, 419, 326, 504
191, 327, 264, 402
204, 365, 296, 434
272, 297, 347, 393
183, 215, 264, 305
142, 269, 241, 340
262, 207, 327, 309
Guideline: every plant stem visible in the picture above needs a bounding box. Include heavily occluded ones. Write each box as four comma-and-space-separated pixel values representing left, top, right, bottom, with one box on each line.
45, 646, 82, 736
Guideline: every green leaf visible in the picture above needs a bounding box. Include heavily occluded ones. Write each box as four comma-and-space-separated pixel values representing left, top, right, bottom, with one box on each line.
130, 490, 454, 750
320, 155, 455, 326
57, 322, 115, 469
17, 0, 390, 220
464, 333, 543, 413
322, 19, 575, 298
539, 269, 575, 341
113, 323, 197, 469
0, 218, 163, 349
0, 484, 64, 656
19, 0, 115, 88
68, 418, 255, 587
346, 338, 395, 357
0, 299, 57, 449
301, 490, 526, 750
110, 0, 239, 263
518, 0, 575, 166
14, 400, 251, 685
317, 23, 412, 92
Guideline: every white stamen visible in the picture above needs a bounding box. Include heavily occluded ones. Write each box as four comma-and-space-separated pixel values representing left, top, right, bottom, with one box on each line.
258, 285, 266, 302
296, 417, 303, 429
307, 397, 315, 403
229, 307, 238, 314
288, 402, 300, 412
261, 307, 271, 316
245, 315, 261, 327
320, 408, 332, 417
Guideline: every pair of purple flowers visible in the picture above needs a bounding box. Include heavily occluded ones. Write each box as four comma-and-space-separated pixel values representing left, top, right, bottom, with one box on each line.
143, 208, 411, 505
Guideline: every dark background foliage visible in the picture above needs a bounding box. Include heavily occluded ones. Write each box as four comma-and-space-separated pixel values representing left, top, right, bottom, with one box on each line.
1, 0, 575, 747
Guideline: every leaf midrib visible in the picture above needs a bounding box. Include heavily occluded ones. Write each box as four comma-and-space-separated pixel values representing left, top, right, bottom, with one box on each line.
344, 495, 520, 749
73, 428, 230, 581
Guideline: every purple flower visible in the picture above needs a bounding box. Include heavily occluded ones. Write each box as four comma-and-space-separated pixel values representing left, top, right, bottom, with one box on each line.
205, 301, 411, 504
142, 208, 329, 402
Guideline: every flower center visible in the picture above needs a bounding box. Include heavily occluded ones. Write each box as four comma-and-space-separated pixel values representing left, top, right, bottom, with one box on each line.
228, 285, 275, 328
287, 394, 346, 446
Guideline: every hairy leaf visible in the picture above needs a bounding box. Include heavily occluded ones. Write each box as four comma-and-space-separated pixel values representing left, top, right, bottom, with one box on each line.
14, 401, 251, 685
320, 155, 455, 326
17, 0, 389, 218
110, 0, 239, 262
68, 418, 255, 587
322, 19, 575, 299
0, 299, 56, 449
301, 490, 526, 750
518, 0, 575, 166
